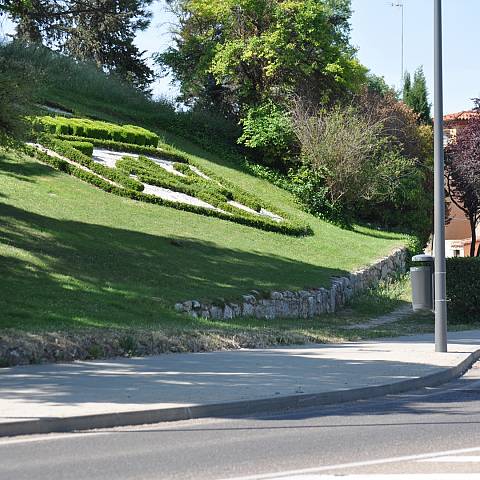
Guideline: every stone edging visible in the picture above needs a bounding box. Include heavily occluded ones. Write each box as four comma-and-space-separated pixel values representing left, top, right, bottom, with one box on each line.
175, 247, 408, 320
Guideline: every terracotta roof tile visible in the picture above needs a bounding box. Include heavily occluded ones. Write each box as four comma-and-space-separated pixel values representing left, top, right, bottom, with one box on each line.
444, 110, 480, 122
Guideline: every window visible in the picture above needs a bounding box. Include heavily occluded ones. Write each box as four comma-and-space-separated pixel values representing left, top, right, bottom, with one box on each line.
453, 249, 461, 257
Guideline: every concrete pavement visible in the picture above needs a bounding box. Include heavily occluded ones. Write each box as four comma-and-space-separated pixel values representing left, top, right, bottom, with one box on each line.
1, 330, 480, 436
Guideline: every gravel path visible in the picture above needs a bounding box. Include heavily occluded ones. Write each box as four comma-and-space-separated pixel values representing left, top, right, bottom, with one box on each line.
345, 304, 414, 330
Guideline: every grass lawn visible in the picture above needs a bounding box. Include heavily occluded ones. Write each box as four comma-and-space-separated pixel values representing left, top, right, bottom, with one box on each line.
0, 147, 406, 333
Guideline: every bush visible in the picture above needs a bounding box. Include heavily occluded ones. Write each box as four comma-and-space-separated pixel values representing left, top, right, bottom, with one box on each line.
0, 41, 40, 141
40, 136, 144, 191
65, 140, 94, 157
290, 98, 433, 237
53, 134, 188, 162
238, 102, 297, 170
36, 116, 159, 147
32, 141, 311, 236
446, 258, 480, 321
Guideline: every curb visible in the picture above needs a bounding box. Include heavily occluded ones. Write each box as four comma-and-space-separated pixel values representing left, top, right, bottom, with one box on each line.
2, 348, 480, 438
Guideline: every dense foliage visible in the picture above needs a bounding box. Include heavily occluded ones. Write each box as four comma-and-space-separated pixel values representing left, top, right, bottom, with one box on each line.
290, 88, 433, 238
446, 257, 480, 320
445, 114, 480, 256
157, 0, 366, 116
402, 67, 431, 125
36, 115, 159, 146
0, 41, 40, 142
2, 0, 154, 90
32, 117, 311, 235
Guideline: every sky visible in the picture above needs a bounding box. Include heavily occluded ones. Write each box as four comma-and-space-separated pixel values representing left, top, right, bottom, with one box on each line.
1, 0, 479, 114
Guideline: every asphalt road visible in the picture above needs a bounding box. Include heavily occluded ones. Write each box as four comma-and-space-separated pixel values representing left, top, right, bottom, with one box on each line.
3, 363, 480, 480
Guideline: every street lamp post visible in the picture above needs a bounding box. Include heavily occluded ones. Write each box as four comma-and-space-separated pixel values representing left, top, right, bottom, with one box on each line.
433, 0, 447, 352
390, 2, 404, 89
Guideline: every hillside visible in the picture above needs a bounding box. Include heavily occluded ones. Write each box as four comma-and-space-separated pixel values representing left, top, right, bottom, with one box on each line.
0, 47, 407, 341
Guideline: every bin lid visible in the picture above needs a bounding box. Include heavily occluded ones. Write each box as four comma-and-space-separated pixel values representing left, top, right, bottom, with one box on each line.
412, 254, 434, 262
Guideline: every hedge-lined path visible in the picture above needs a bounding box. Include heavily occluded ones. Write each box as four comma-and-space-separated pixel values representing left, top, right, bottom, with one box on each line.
345, 303, 415, 330
28, 143, 119, 187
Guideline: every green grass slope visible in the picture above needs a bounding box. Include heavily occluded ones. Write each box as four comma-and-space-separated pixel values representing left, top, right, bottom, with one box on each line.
0, 147, 404, 332
0, 45, 407, 332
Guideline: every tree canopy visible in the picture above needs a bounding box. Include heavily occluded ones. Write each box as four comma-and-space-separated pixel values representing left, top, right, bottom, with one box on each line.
157, 0, 366, 116
445, 113, 480, 256
1, 0, 154, 91
403, 66, 431, 125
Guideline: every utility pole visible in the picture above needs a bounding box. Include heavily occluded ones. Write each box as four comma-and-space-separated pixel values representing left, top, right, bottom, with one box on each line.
390, 2, 404, 89
433, 0, 448, 352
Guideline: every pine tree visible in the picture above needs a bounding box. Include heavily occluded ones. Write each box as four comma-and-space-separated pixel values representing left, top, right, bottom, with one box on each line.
403, 67, 431, 125
402, 71, 412, 104
3, 0, 154, 91
64, 0, 154, 92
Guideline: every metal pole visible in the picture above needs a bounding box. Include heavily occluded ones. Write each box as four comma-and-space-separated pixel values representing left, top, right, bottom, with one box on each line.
391, 2, 405, 90
401, 3, 404, 85
434, 0, 447, 352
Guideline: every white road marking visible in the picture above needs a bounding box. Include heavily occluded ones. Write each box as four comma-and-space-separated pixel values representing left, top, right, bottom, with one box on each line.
277, 476, 480, 479
421, 455, 480, 463
0, 431, 109, 446
220, 446, 480, 480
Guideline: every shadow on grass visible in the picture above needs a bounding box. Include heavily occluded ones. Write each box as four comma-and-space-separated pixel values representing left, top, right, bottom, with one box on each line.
0, 202, 347, 330
0, 151, 53, 183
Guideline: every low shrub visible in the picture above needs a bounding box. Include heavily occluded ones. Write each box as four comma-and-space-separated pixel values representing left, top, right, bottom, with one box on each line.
446, 257, 480, 321
54, 134, 189, 163
65, 140, 94, 157
40, 136, 144, 192
36, 116, 159, 147
116, 155, 231, 207
32, 144, 311, 236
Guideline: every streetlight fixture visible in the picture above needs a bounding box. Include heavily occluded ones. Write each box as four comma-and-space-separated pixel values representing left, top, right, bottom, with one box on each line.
390, 2, 404, 89
433, 0, 447, 352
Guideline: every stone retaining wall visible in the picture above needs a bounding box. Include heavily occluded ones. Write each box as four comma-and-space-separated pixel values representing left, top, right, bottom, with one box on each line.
175, 247, 407, 320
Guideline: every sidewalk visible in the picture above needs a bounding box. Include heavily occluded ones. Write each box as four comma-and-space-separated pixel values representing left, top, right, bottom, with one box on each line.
1, 330, 480, 437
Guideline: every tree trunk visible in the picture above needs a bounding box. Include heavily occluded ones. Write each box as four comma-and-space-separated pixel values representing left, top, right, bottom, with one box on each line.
470, 218, 477, 257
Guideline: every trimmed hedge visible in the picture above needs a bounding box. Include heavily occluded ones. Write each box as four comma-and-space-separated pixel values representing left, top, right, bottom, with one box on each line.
65, 140, 94, 157
31, 144, 311, 236
36, 116, 159, 147
54, 134, 189, 163
30, 113, 311, 235
446, 257, 480, 321
116, 155, 232, 208
40, 136, 144, 192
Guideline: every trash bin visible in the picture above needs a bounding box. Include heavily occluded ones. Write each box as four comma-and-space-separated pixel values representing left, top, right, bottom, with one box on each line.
410, 254, 434, 312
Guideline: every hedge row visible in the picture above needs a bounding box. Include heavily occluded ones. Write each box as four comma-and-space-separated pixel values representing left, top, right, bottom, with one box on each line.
52, 131, 300, 224
54, 134, 189, 163
31, 145, 311, 236
36, 116, 159, 147
65, 140, 94, 157
446, 257, 480, 321
40, 136, 144, 192
33, 114, 311, 234
117, 155, 240, 209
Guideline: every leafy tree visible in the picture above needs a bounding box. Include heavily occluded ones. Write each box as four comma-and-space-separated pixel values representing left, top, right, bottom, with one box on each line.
291, 88, 433, 237
366, 72, 393, 97
0, 41, 41, 143
238, 102, 296, 169
445, 117, 480, 257
157, 0, 366, 116
403, 66, 431, 125
2, 0, 154, 90
64, 0, 154, 91
402, 71, 411, 101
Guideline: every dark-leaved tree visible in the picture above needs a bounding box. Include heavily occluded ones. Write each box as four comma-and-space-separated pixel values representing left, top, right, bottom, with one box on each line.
2, 0, 154, 91
64, 0, 154, 92
445, 114, 480, 256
